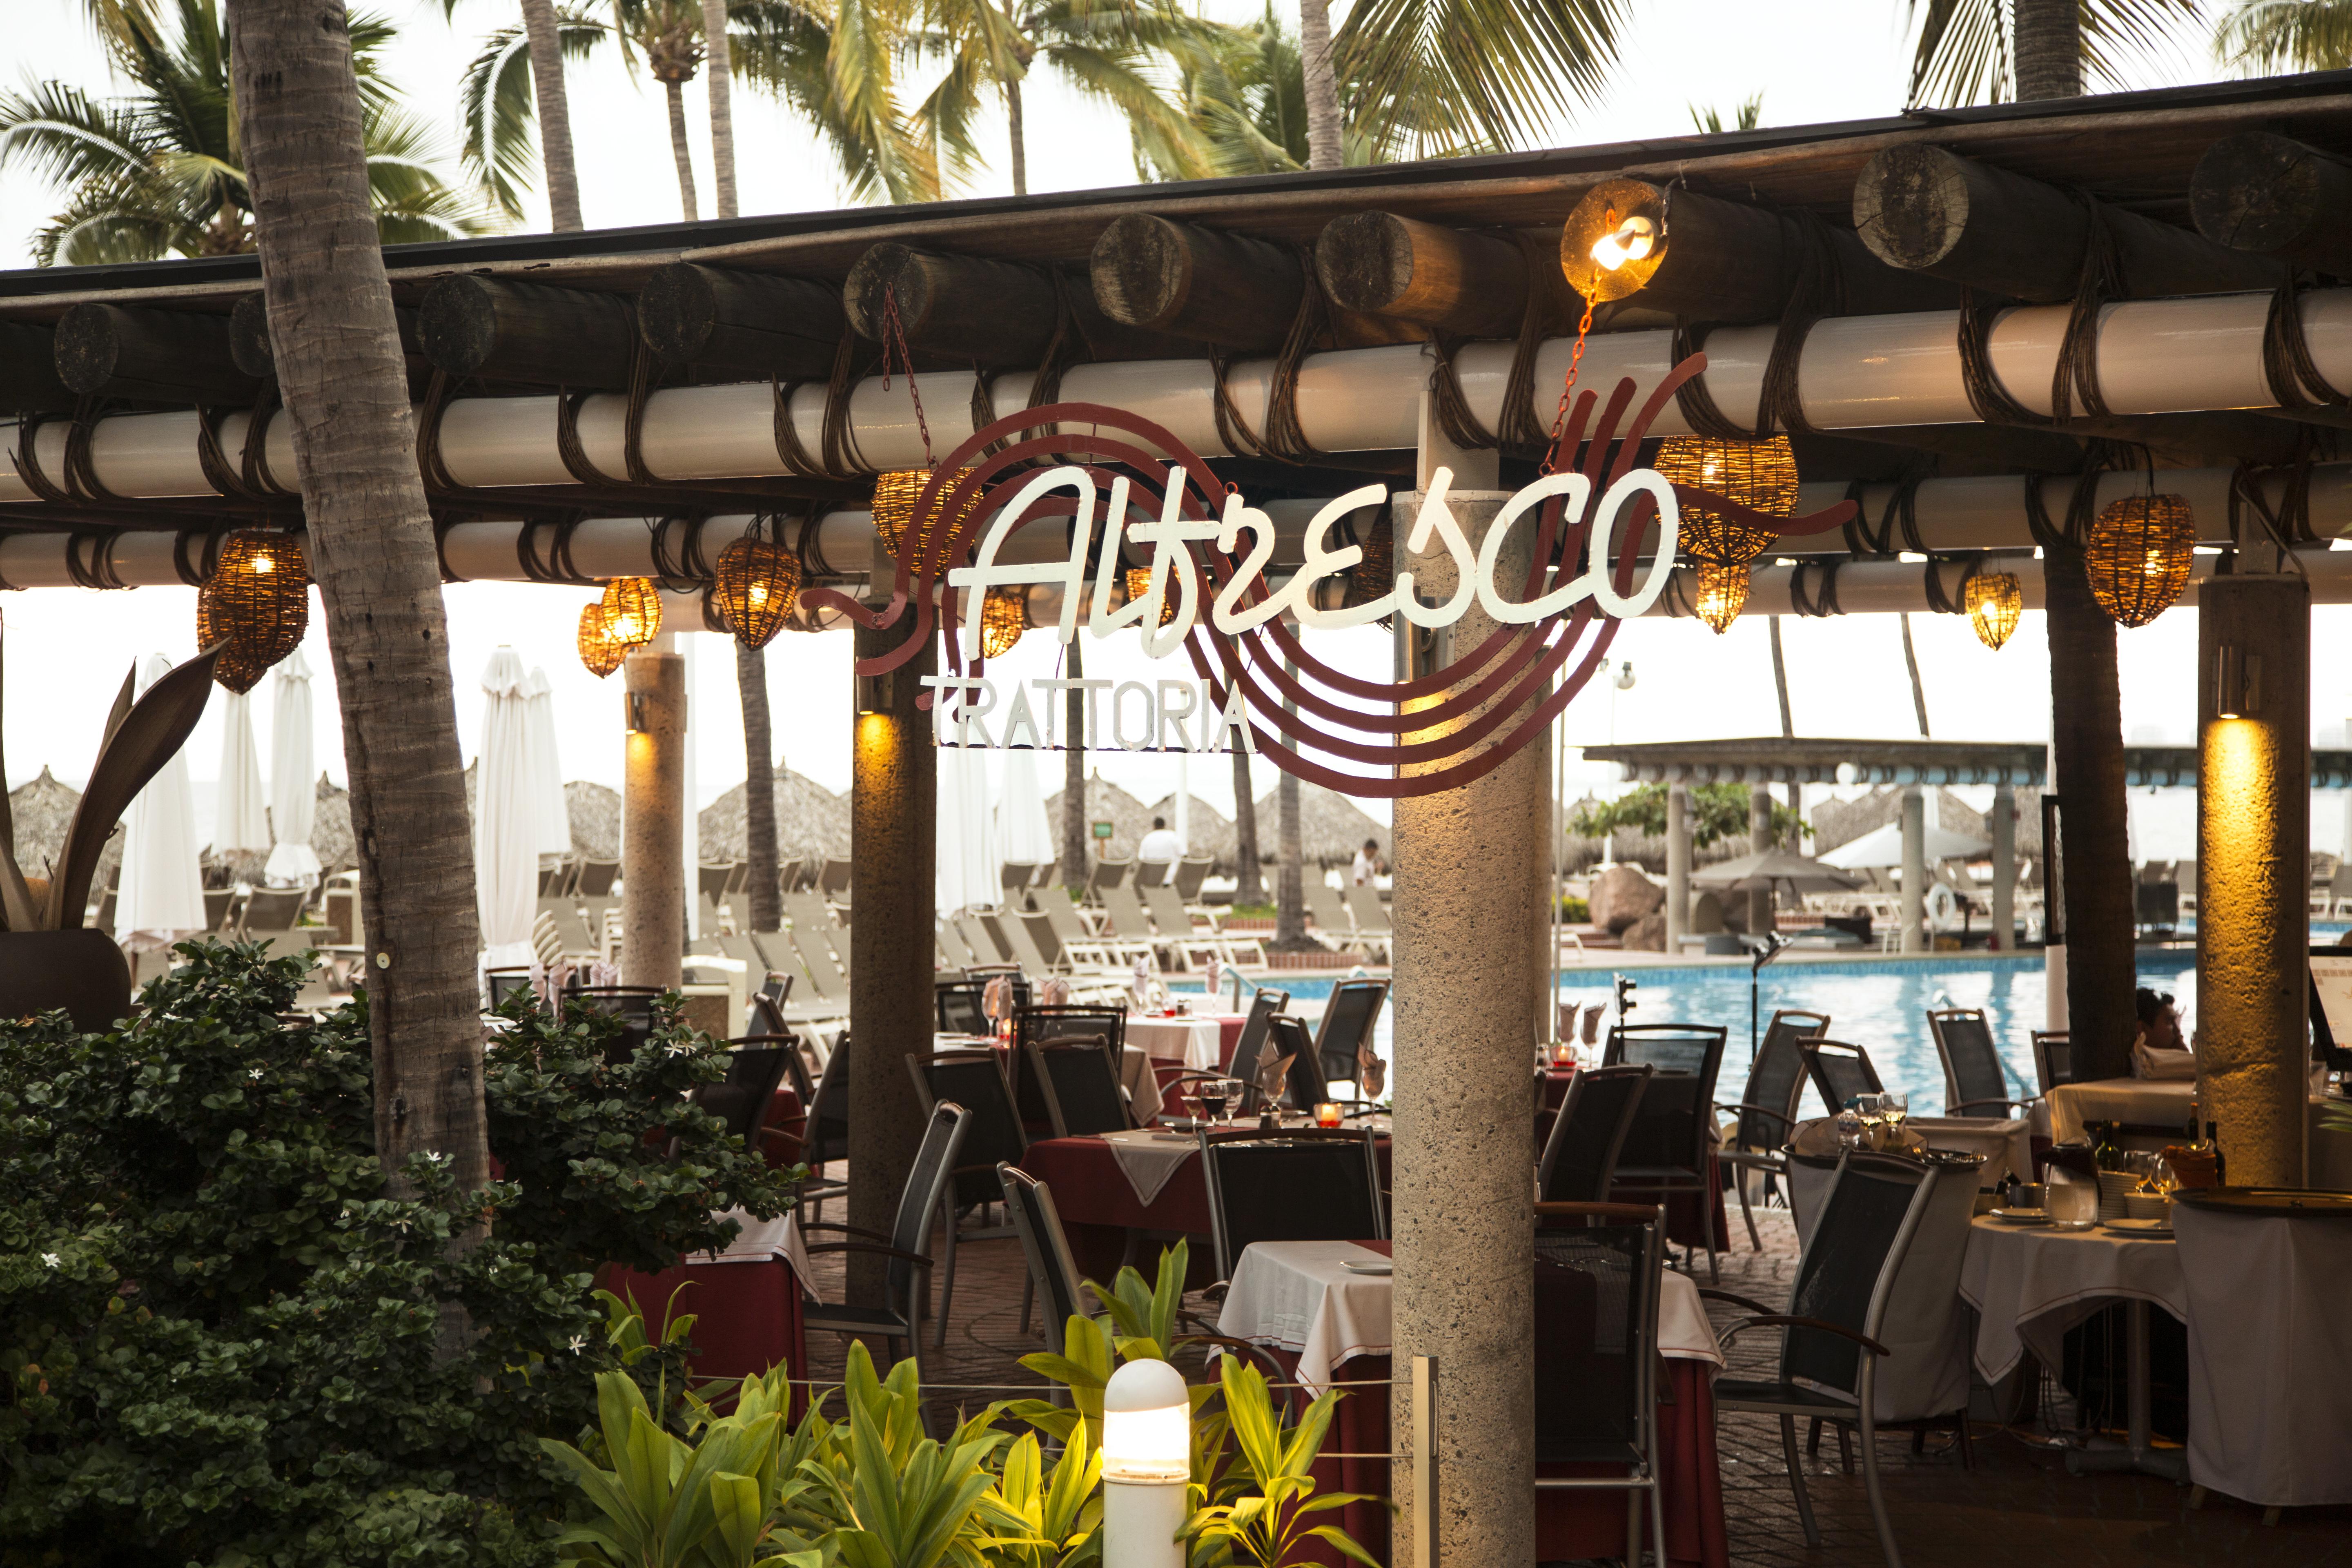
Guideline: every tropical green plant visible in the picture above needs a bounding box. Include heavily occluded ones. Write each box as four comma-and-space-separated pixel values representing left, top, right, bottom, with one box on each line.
0, 0, 486, 265
2215, 0, 2352, 71
1325, 0, 1630, 161
457, 6, 609, 222
1902, 0, 2203, 106
1183, 1355, 1376, 1568
1688, 92, 1762, 134
0, 940, 795, 1565
1568, 781, 1802, 852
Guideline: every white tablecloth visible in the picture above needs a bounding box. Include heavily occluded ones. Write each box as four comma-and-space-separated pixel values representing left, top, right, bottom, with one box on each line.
2045, 1078, 2196, 1144
1216, 1238, 1722, 1394
1907, 1116, 2032, 1189
698, 1207, 816, 1299
1126, 1014, 1222, 1070
1097, 1128, 1198, 1205
2175, 1200, 2352, 1507
1956, 1216, 2185, 1383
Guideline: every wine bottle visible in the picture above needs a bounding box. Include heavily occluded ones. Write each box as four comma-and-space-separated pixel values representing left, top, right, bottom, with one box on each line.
2206, 1120, 2226, 1186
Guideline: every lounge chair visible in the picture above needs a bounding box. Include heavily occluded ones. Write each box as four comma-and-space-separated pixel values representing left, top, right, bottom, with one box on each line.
1173, 855, 1213, 900
1145, 879, 1264, 969
1034, 893, 1146, 969
817, 857, 854, 900
786, 923, 853, 1012
936, 919, 981, 971
1097, 878, 1176, 969
958, 913, 1012, 967
575, 857, 620, 897
1342, 883, 1393, 960
1300, 876, 1359, 952
536, 897, 601, 962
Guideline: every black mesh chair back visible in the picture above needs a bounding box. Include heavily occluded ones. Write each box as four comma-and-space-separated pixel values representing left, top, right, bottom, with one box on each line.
1012, 1007, 1126, 1125
1532, 1213, 1664, 1463
1613, 1069, 1718, 1190
1779, 1153, 1940, 1399
999, 1164, 1090, 1355
1928, 1008, 2018, 1116
1267, 1015, 1327, 1109
733, 1032, 816, 1106
886, 1101, 972, 1310
486, 967, 538, 1011
2031, 1031, 2074, 1095
1312, 978, 1389, 1088
804, 1032, 852, 1167
1228, 988, 1290, 1110
1539, 1064, 1654, 1203
572, 985, 664, 1063
1802, 1040, 1884, 1112
911, 1051, 1028, 1204
1737, 1010, 1829, 1153
1020, 1036, 1131, 1138
691, 1047, 791, 1143
937, 980, 989, 1035
1199, 1127, 1385, 1280
1604, 1022, 1729, 1079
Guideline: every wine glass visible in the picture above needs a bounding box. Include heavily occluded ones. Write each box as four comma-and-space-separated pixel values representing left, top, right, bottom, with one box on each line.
1881, 1091, 1909, 1131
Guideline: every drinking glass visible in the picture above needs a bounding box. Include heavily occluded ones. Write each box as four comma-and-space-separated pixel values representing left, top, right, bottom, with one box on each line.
1217, 1078, 1245, 1123
1882, 1091, 1909, 1131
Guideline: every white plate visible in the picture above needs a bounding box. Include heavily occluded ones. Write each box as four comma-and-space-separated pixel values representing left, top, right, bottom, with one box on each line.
1341, 1260, 1394, 1275
2050, 1218, 2100, 1232
2103, 1217, 2174, 1236
1987, 1208, 2054, 1225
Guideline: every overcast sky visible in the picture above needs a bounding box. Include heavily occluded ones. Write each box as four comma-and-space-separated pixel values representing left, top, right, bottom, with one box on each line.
3, 0, 2340, 860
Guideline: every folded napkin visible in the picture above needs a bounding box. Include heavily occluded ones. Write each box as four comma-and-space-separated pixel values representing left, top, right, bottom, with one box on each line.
2134, 1040, 2197, 1081
1098, 1129, 1196, 1206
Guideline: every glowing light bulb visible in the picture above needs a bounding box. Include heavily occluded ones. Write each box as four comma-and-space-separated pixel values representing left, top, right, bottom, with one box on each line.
1590, 214, 1657, 272
252, 554, 274, 574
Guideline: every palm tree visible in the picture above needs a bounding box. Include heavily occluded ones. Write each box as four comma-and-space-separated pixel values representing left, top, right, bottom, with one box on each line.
443, 0, 586, 228
702, 0, 739, 215
225, 0, 492, 1284
0, 0, 483, 265
1321, 0, 1630, 163
2214, 0, 2352, 70
1903, 0, 2201, 105
454, 7, 605, 223
1688, 92, 1762, 134
911, 0, 1218, 194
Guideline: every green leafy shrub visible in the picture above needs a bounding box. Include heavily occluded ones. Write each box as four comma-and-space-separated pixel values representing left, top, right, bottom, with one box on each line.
0, 939, 797, 1568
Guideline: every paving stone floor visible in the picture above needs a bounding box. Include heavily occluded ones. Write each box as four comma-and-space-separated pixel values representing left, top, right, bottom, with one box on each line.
789, 1187, 2352, 1566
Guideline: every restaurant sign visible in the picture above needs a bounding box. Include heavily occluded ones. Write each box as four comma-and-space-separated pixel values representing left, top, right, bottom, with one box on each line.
807, 354, 1850, 799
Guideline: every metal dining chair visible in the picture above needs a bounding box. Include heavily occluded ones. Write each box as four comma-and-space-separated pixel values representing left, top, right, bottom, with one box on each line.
1801, 1039, 1886, 1113
908, 1049, 1031, 1345
674, 1045, 791, 1158
1225, 987, 1290, 1111
999, 1163, 1094, 1358
1538, 1064, 1654, 1205
1312, 977, 1390, 1094
1719, 1009, 1830, 1249
1604, 1025, 1728, 1281
1197, 1125, 1386, 1283
1018, 1035, 1133, 1139
801, 1100, 971, 1389
2030, 1030, 2074, 1095
1927, 1007, 2036, 1117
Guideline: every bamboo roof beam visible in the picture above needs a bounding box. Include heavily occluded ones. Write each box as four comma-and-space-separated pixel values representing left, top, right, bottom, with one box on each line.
2190, 131, 2352, 278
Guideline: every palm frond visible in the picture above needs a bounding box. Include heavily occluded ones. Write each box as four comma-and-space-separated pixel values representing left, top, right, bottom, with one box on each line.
0, 84, 153, 189
1333, 0, 1630, 156
456, 9, 606, 220
1907, 0, 2205, 107
2215, 0, 2352, 71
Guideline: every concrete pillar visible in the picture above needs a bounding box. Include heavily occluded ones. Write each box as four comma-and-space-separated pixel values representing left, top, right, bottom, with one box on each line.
2197, 573, 2311, 1187
1748, 785, 1774, 935
621, 647, 685, 989
1991, 783, 2016, 952
1390, 486, 1539, 1568
846, 611, 937, 1303
1665, 784, 1691, 951
1900, 786, 1927, 954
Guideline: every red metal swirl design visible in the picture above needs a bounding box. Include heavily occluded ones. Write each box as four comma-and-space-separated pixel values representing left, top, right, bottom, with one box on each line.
800, 351, 1855, 800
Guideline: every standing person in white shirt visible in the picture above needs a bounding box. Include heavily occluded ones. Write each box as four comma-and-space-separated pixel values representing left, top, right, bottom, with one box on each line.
1136, 816, 1184, 874
1352, 837, 1383, 886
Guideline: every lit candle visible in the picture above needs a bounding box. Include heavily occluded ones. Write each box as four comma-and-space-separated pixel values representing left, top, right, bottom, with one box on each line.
1315, 1101, 1342, 1128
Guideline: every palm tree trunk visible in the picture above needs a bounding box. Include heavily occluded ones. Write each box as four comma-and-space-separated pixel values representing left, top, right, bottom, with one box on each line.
1231, 747, 1262, 903
700, 0, 737, 219
1297, 0, 1343, 171
227, 0, 489, 1197
1061, 638, 1086, 891
517, 0, 584, 230
1005, 74, 1028, 196
2045, 546, 2136, 1080
1768, 615, 1794, 739
1899, 612, 1931, 736
664, 80, 700, 221
2014, 0, 2081, 101
737, 642, 780, 930
1276, 770, 1305, 943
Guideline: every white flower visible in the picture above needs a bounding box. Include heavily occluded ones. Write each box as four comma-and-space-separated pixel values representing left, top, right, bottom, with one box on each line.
248, 1067, 263, 1080
40, 1252, 60, 1268
664, 1039, 693, 1057
566, 1334, 587, 1355
392, 1215, 413, 1233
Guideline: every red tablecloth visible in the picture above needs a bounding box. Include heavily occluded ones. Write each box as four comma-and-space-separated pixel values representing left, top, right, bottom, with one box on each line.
603, 1257, 808, 1420
760, 1086, 805, 1170
1262, 1242, 1727, 1568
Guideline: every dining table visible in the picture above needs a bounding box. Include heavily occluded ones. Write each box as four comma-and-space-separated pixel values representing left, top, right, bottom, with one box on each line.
1216, 1238, 1729, 1568
603, 1205, 813, 1417
2041, 1076, 2352, 1185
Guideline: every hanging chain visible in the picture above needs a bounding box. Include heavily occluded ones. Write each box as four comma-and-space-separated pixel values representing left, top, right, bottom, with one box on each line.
878, 285, 936, 468
1539, 296, 1599, 475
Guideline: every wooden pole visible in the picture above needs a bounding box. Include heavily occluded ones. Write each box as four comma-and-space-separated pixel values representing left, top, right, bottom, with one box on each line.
2191, 132, 2352, 278
53, 303, 261, 404
638, 262, 844, 379
1991, 782, 2015, 952
622, 647, 686, 989
1315, 212, 1535, 338
1615, 182, 1958, 323
1089, 215, 1303, 351
1900, 787, 1926, 956
2045, 545, 2136, 1082
1853, 145, 2280, 304
847, 243, 1196, 367
1062, 639, 1087, 893
1665, 784, 1690, 949
849, 610, 935, 1305
419, 275, 637, 388
1748, 784, 1773, 936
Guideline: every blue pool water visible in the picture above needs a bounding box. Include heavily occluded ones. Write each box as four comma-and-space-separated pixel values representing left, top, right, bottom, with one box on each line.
1177, 951, 2202, 1116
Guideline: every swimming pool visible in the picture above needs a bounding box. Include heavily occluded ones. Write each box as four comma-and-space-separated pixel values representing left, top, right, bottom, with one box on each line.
1176, 951, 2201, 1118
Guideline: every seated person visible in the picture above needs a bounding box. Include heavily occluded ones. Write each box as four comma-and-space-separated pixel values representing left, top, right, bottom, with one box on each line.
2132, 986, 2194, 1079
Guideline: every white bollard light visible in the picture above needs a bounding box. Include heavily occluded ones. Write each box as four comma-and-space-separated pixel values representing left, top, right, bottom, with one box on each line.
1100, 1358, 1191, 1568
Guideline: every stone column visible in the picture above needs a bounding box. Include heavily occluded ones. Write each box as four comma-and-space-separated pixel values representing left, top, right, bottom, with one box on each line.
1665, 784, 1691, 951
2197, 573, 2311, 1188
621, 647, 685, 989
1900, 786, 1927, 954
1748, 784, 1774, 935
1390, 488, 1539, 1568
1991, 783, 2016, 952
848, 612, 938, 1301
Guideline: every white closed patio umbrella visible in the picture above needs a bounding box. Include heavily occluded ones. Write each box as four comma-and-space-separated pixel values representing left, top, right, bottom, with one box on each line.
935, 745, 997, 913
118, 652, 205, 939
213, 688, 269, 854
475, 648, 537, 956
262, 648, 321, 885
523, 666, 570, 857
1818, 819, 1990, 870
998, 748, 1054, 866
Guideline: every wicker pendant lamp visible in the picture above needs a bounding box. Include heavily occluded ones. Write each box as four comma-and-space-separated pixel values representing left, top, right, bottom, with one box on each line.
1652, 434, 1800, 567
196, 529, 308, 693
979, 586, 1029, 658
1124, 566, 1180, 628
714, 523, 801, 649
1964, 572, 2024, 651
577, 601, 627, 677
871, 467, 982, 561
1692, 560, 1749, 635
599, 577, 662, 646
2086, 494, 2194, 628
